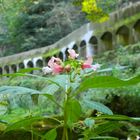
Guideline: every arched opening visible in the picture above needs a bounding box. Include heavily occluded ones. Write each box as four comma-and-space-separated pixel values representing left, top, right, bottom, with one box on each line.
44, 57, 51, 66
65, 48, 69, 60
72, 44, 78, 53
116, 25, 129, 46
58, 52, 64, 61
80, 40, 86, 48
4, 65, 10, 74
53, 54, 57, 58
36, 59, 43, 68
133, 19, 140, 41
80, 40, 86, 58
19, 62, 25, 70
101, 32, 113, 50
89, 36, 98, 54
27, 61, 33, 68
11, 64, 17, 73
27, 61, 34, 74
0, 67, 2, 75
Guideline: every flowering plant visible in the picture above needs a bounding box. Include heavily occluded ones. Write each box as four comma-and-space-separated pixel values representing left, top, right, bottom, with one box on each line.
1, 49, 140, 140
39, 49, 139, 140
42, 48, 100, 75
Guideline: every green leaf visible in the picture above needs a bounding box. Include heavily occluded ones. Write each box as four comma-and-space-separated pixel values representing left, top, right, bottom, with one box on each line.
43, 93, 63, 109
85, 100, 113, 115
90, 136, 119, 140
18, 68, 41, 73
52, 75, 69, 90
93, 121, 122, 135
65, 99, 82, 127
42, 128, 57, 140
0, 86, 40, 95
94, 115, 140, 122
4, 116, 44, 132
0, 123, 7, 131
77, 75, 140, 93
1, 72, 63, 89
41, 84, 60, 95
82, 121, 120, 140
2, 73, 26, 77
5, 116, 60, 133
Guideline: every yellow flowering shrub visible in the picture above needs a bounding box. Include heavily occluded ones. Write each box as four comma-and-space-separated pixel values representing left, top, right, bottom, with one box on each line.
81, 0, 109, 22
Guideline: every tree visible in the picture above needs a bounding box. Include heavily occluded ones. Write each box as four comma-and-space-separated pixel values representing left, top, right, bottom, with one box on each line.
73, 0, 118, 22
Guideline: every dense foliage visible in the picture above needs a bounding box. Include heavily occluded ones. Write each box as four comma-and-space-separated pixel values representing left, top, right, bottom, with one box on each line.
0, 0, 88, 56
0, 44, 140, 140
0, 0, 119, 57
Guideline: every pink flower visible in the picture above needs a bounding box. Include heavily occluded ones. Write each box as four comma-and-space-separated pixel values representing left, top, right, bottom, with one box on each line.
47, 57, 63, 74
52, 63, 64, 74
68, 49, 79, 59
81, 57, 93, 69
48, 57, 62, 68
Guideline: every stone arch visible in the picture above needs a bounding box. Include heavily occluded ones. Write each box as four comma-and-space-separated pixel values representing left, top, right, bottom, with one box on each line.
44, 57, 51, 66
116, 25, 130, 46
36, 59, 43, 68
72, 44, 78, 53
19, 62, 25, 70
58, 52, 64, 61
133, 19, 140, 41
0, 67, 2, 75
80, 40, 86, 58
11, 64, 17, 73
65, 48, 69, 60
80, 40, 86, 47
101, 32, 113, 50
27, 61, 34, 73
4, 65, 10, 74
27, 61, 34, 68
89, 36, 98, 54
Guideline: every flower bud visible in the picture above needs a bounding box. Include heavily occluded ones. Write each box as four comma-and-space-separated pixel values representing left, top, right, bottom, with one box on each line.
65, 65, 71, 72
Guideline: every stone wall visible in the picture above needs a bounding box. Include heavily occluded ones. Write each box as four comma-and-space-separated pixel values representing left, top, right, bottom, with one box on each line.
0, 1, 140, 75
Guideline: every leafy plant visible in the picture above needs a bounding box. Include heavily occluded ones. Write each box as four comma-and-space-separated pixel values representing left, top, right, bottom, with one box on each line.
0, 49, 140, 140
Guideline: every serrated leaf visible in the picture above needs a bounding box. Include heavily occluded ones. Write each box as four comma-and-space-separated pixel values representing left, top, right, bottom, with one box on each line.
65, 99, 82, 127
42, 128, 57, 140
0, 86, 40, 95
41, 84, 59, 95
77, 75, 140, 93
85, 100, 113, 115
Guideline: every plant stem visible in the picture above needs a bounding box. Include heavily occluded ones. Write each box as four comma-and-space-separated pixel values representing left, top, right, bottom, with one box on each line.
62, 77, 69, 140
62, 100, 68, 140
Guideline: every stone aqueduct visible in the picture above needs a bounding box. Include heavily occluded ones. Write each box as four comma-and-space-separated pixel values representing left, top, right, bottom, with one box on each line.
1, 1, 140, 75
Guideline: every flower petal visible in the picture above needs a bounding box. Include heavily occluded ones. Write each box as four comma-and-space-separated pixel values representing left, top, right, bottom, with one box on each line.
68, 49, 79, 59
42, 66, 52, 74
